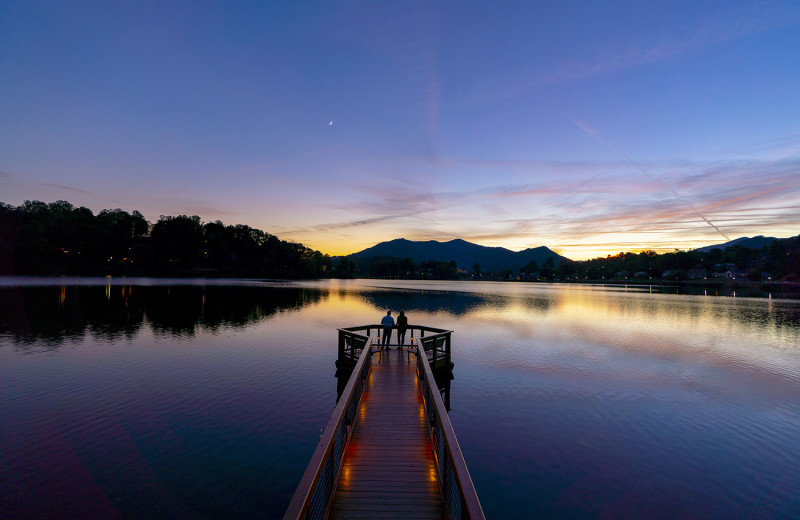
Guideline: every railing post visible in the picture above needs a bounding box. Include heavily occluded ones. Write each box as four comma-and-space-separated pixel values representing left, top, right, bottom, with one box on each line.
445, 331, 451, 368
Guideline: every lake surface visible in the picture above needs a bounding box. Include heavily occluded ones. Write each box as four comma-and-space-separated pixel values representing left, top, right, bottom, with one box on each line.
1, 277, 799, 519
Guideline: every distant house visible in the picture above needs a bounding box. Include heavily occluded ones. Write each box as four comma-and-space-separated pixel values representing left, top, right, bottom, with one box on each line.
686, 268, 707, 280
712, 263, 736, 275
720, 269, 747, 279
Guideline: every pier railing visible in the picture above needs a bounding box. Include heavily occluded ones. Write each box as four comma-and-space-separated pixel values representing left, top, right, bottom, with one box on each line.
415, 333, 485, 520
419, 328, 453, 371
337, 324, 452, 370
283, 330, 373, 520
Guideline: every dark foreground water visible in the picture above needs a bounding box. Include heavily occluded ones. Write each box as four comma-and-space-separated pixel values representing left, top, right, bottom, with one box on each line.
1, 278, 799, 519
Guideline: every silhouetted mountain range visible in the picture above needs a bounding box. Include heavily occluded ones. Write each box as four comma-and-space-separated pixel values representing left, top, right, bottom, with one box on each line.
695, 236, 779, 253
348, 238, 566, 273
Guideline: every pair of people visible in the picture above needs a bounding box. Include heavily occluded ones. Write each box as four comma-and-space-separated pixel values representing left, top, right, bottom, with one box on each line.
380, 310, 408, 349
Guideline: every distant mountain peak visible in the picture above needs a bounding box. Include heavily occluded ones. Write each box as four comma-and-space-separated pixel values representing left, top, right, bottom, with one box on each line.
695, 236, 777, 252
348, 238, 565, 272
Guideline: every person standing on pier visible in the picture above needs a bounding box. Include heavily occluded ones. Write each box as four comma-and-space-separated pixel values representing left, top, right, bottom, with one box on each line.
380, 310, 394, 349
396, 310, 408, 348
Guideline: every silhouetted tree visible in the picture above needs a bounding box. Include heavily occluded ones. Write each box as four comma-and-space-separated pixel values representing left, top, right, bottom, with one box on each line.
335, 257, 358, 278
151, 215, 204, 272
521, 259, 538, 275
540, 257, 555, 279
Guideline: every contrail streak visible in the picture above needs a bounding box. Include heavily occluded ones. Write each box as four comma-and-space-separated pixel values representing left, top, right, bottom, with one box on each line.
569, 117, 731, 241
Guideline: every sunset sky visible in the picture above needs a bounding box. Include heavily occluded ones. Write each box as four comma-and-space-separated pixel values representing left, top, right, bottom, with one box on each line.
2, 1, 799, 260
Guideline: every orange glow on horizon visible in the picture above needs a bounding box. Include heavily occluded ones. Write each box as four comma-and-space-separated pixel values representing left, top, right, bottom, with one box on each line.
294, 232, 746, 262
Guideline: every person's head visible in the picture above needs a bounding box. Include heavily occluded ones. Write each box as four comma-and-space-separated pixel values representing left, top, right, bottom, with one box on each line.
399, 310, 405, 316
386, 310, 391, 315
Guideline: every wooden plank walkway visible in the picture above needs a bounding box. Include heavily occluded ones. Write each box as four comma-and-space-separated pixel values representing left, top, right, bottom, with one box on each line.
328, 347, 445, 520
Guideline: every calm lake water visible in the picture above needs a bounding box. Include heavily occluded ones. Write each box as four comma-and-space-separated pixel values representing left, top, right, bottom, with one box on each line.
1, 278, 799, 519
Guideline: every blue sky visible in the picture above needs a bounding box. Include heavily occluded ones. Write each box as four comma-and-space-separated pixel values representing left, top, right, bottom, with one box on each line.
1, 1, 799, 259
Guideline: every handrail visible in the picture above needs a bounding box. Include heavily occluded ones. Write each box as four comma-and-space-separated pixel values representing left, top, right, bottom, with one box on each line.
283, 333, 373, 520
337, 328, 368, 367
340, 324, 452, 343
415, 335, 485, 520
420, 331, 452, 370
341, 324, 451, 334
339, 324, 452, 369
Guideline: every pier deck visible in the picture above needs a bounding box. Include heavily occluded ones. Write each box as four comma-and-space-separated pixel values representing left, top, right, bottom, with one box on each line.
284, 326, 483, 520
328, 348, 444, 519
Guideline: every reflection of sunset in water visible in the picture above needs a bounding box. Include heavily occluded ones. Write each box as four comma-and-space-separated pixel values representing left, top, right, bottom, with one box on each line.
455, 284, 800, 379
2, 279, 799, 520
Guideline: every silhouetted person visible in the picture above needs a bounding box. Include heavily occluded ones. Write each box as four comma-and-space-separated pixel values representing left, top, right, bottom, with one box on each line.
380, 310, 394, 349
396, 310, 408, 347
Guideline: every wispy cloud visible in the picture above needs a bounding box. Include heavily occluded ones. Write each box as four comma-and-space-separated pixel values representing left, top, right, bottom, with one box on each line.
311, 215, 406, 232
43, 183, 95, 196
466, 2, 800, 107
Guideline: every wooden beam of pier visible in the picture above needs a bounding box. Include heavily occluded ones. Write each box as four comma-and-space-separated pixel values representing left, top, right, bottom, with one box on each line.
328, 348, 444, 520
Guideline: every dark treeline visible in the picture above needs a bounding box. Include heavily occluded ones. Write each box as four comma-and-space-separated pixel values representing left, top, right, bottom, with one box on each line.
0, 200, 331, 277
553, 239, 800, 282
340, 255, 461, 279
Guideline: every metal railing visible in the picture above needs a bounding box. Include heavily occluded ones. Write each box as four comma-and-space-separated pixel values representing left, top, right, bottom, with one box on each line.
419, 329, 452, 370
414, 334, 485, 520
338, 324, 452, 369
337, 327, 369, 367
283, 331, 373, 520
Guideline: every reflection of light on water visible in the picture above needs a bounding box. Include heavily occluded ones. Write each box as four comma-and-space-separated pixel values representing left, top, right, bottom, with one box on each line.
433, 283, 800, 381
428, 467, 437, 483
286, 280, 800, 382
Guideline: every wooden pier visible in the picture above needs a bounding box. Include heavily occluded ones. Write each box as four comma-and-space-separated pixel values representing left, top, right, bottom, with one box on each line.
328, 348, 442, 519
284, 325, 483, 520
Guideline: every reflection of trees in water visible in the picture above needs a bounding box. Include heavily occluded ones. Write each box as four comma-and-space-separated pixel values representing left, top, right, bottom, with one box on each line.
361, 289, 492, 316
0, 285, 322, 347
360, 288, 555, 317
145, 286, 322, 335
0, 286, 143, 346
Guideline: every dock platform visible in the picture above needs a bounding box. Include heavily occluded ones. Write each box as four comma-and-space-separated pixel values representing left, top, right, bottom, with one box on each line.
328, 348, 443, 519
283, 325, 483, 520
